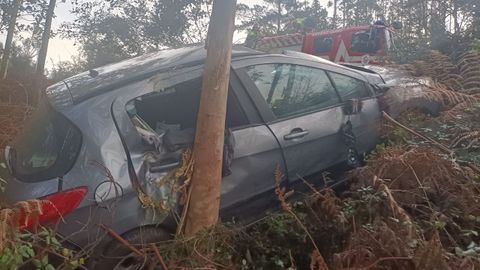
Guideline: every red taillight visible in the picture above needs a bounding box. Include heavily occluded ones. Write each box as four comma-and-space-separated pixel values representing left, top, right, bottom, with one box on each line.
18, 186, 88, 229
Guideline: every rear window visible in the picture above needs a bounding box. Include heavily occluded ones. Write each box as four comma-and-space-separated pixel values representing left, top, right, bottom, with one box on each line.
12, 102, 82, 182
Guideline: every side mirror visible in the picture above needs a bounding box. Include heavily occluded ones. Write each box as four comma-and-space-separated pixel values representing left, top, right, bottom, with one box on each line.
373, 83, 390, 94
392, 21, 402, 30
343, 99, 363, 115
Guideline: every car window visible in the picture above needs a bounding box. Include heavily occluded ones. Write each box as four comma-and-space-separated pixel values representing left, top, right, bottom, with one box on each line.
12, 102, 82, 182
246, 64, 340, 119
127, 77, 248, 131
329, 72, 370, 100
313, 36, 333, 54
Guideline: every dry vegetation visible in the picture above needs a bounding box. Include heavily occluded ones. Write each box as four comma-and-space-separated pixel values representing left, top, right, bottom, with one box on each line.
0, 79, 34, 150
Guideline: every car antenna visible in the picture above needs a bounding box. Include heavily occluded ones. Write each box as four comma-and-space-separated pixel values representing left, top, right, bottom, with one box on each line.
89, 69, 99, 78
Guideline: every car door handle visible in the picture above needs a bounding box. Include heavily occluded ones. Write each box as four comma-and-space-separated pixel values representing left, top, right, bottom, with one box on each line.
284, 129, 309, 140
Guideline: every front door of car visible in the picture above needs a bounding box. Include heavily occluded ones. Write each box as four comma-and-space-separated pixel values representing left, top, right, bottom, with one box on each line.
327, 71, 382, 154
239, 62, 346, 184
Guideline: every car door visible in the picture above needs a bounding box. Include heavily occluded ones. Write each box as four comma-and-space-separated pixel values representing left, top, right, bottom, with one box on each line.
235, 57, 347, 185
220, 70, 287, 217
327, 71, 382, 154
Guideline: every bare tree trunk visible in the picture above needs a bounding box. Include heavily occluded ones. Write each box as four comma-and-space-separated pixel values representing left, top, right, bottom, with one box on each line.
0, 0, 21, 79
183, 0, 237, 236
34, 0, 56, 101
277, 1, 281, 34
333, 0, 337, 28
474, 0, 480, 39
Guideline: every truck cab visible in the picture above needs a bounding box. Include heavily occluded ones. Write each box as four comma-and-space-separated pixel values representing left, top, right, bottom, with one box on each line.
302, 24, 396, 65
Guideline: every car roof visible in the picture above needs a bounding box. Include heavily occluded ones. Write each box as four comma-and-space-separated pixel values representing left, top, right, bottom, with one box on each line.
45, 45, 372, 110
46, 45, 262, 109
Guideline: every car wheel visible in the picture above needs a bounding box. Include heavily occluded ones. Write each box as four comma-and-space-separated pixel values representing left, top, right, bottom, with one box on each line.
90, 226, 171, 270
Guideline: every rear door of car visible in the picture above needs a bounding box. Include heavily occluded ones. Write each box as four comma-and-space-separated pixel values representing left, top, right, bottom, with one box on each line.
233, 56, 348, 185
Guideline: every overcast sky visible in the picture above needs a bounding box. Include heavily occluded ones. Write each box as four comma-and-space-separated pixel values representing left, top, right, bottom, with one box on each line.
42, 0, 329, 67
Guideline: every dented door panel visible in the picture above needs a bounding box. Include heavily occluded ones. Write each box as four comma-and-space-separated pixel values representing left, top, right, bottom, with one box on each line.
220, 125, 285, 209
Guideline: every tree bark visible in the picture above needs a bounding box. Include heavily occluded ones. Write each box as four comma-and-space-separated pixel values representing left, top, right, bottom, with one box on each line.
0, 0, 21, 79
474, 0, 480, 39
183, 0, 237, 236
277, 1, 281, 34
452, 0, 459, 35
34, 0, 56, 100
332, 0, 337, 28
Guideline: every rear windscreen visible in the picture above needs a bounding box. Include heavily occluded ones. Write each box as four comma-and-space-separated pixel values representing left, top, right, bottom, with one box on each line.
12, 102, 82, 182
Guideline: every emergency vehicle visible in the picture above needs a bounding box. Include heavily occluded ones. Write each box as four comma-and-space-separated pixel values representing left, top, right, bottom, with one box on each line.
254, 21, 401, 65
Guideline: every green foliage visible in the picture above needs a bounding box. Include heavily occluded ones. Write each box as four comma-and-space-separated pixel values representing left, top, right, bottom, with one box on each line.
0, 227, 83, 270
237, 0, 329, 37
61, 0, 213, 68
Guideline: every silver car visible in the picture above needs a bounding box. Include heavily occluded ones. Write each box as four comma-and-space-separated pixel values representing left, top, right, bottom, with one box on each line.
3, 46, 438, 269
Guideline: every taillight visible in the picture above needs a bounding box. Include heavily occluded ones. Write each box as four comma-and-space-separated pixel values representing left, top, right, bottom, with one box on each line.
18, 186, 88, 229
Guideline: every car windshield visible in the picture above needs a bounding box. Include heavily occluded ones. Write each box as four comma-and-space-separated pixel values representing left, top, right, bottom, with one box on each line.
12, 102, 82, 182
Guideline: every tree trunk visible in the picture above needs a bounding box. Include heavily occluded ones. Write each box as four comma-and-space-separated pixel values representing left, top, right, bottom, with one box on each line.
452, 0, 459, 35
474, 1, 480, 39
34, 0, 56, 100
0, 0, 21, 79
183, 0, 237, 236
332, 0, 337, 28
277, 1, 281, 34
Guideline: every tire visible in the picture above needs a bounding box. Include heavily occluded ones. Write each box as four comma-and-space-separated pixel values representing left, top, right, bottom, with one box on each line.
89, 226, 171, 270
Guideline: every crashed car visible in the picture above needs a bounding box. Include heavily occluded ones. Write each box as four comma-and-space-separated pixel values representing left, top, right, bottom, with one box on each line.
3, 46, 439, 269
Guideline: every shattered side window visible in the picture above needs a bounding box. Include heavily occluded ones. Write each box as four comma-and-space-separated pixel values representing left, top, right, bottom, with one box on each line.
126, 77, 248, 151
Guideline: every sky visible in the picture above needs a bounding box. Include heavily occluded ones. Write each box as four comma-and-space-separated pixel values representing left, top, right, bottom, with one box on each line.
42, 0, 329, 67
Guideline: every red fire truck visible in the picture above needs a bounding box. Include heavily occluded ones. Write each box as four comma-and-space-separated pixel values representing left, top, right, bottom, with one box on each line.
254, 22, 401, 65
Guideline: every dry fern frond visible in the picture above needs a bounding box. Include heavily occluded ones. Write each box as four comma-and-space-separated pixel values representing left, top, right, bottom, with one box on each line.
332, 221, 412, 270
413, 232, 449, 270
0, 199, 46, 252
451, 130, 480, 149
0, 208, 15, 251
310, 249, 329, 270
274, 165, 292, 212
309, 189, 345, 222
419, 81, 480, 108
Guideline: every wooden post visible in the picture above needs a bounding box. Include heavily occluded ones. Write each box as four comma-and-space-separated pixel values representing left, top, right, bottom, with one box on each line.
0, 0, 21, 79
183, 0, 237, 236
34, 0, 56, 100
